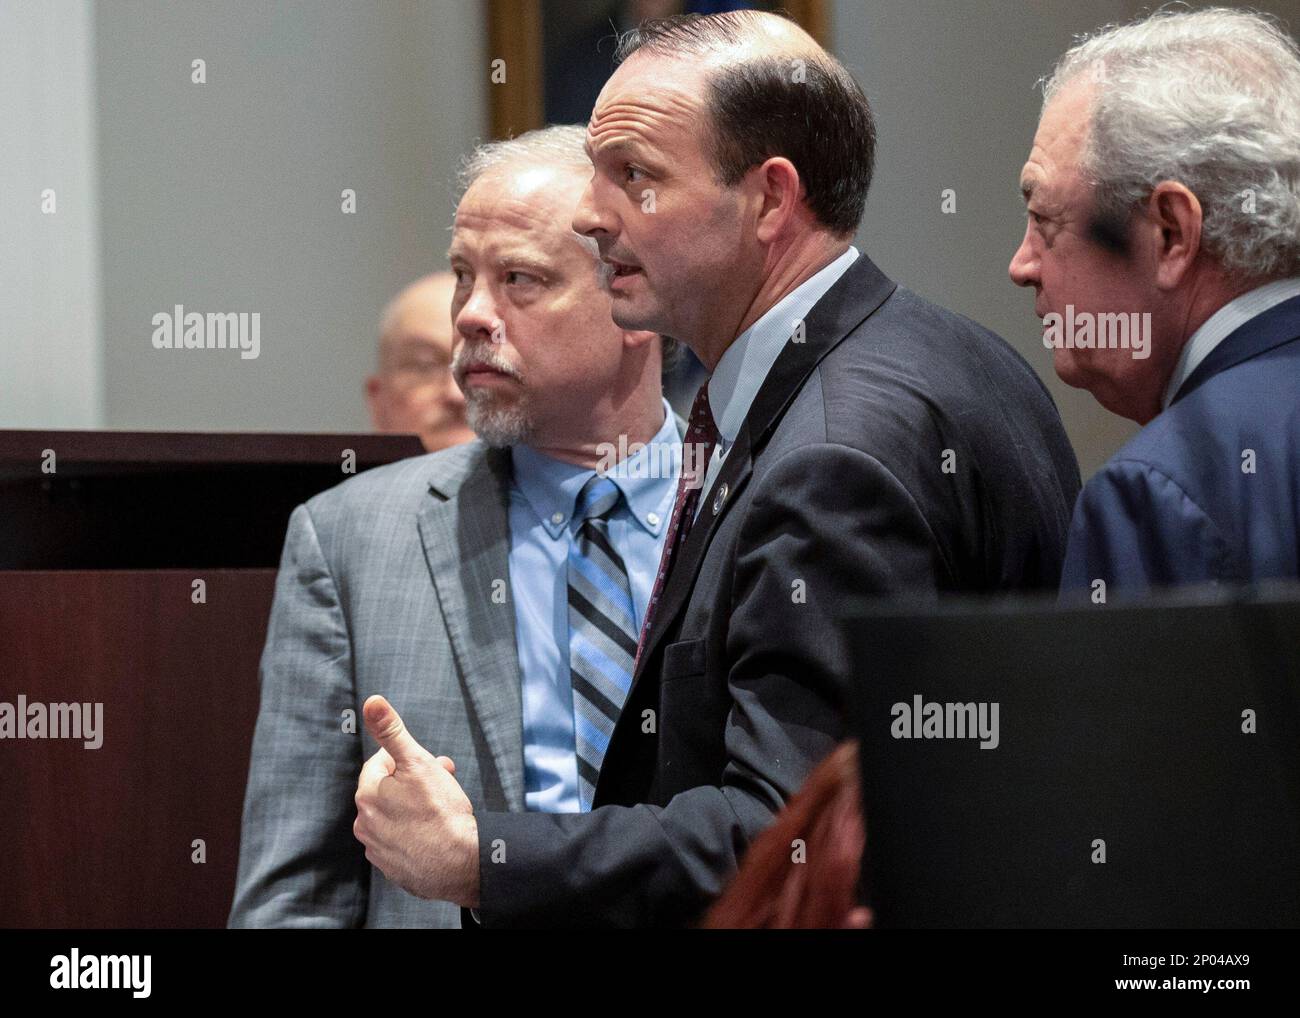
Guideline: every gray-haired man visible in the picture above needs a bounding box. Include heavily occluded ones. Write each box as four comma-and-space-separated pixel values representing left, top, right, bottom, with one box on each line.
229, 125, 681, 927
1009, 8, 1300, 594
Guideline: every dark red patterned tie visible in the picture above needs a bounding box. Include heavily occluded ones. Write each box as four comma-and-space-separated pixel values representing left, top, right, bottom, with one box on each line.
635, 381, 719, 666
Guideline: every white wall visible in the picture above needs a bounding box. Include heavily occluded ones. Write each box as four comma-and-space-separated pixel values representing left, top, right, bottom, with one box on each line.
93, 0, 487, 432
0, 0, 104, 429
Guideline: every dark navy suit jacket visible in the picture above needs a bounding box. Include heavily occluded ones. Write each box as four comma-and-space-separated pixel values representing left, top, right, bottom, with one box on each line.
1061, 294, 1300, 596
471, 251, 1081, 927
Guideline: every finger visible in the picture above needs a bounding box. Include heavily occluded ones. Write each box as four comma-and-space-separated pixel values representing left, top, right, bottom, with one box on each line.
356, 748, 393, 798
363, 695, 428, 770
434, 755, 456, 775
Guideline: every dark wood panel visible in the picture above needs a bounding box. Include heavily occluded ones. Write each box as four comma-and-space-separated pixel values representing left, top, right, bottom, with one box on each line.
0, 569, 276, 928
0, 429, 423, 470
0, 429, 424, 569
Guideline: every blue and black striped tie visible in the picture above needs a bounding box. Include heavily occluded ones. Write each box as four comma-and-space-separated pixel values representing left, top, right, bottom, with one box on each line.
567, 475, 638, 811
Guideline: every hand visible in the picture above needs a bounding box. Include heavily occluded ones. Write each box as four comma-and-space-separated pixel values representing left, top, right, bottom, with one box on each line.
353, 695, 480, 906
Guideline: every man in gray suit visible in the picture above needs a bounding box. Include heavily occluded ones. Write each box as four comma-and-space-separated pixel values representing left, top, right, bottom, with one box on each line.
228, 125, 681, 927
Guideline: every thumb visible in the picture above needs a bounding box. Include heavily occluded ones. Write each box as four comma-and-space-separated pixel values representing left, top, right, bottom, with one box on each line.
363, 695, 427, 770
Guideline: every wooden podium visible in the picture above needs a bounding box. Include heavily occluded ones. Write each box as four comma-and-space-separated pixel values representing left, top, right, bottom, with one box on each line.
0, 430, 424, 928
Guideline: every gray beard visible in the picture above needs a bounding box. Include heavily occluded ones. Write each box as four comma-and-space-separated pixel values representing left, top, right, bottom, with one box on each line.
465, 393, 534, 448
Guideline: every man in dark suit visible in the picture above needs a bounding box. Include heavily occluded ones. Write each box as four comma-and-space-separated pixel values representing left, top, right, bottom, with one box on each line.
1009, 8, 1300, 597
352, 9, 1079, 926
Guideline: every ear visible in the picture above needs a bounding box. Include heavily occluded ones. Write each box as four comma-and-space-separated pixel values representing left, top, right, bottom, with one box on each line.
1143, 181, 1202, 290
621, 328, 659, 352
749, 156, 803, 245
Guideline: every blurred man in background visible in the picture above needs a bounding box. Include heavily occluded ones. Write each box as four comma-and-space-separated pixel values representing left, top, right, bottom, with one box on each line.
365, 272, 475, 452
1010, 8, 1300, 595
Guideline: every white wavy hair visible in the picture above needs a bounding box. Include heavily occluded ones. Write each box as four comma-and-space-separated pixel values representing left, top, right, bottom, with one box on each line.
1043, 6, 1300, 280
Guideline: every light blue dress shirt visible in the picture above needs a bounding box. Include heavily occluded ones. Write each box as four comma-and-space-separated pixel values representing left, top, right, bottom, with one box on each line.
696, 246, 860, 513
508, 400, 680, 813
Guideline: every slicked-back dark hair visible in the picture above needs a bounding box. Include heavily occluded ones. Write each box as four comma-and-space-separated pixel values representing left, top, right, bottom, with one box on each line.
613, 11, 876, 237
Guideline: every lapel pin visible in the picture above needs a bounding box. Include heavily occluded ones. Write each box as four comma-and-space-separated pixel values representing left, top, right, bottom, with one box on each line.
712, 482, 729, 515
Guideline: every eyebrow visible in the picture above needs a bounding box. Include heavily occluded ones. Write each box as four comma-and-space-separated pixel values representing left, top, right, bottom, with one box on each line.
1020, 178, 1037, 203
496, 253, 554, 275
589, 137, 640, 162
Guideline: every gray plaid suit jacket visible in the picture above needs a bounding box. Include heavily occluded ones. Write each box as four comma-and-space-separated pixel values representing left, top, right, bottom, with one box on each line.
228, 439, 524, 928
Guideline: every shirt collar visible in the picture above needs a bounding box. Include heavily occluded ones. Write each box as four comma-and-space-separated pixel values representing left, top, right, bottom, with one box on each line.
1162, 276, 1300, 409
708, 246, 859, 448
510, 398, 679, 539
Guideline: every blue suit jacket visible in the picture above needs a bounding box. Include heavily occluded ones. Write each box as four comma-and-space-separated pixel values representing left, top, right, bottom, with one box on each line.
1061, 294, 1300, 596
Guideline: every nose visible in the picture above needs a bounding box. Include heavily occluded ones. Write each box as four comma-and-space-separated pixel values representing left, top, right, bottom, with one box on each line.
454, 277, 499, 344
1008, 222, 1039, 289
572, 176, 612, 242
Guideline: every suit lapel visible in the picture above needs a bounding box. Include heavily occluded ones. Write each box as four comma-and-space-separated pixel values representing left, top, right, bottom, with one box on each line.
633, 252, 898, 683
416, 445, 526, 811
